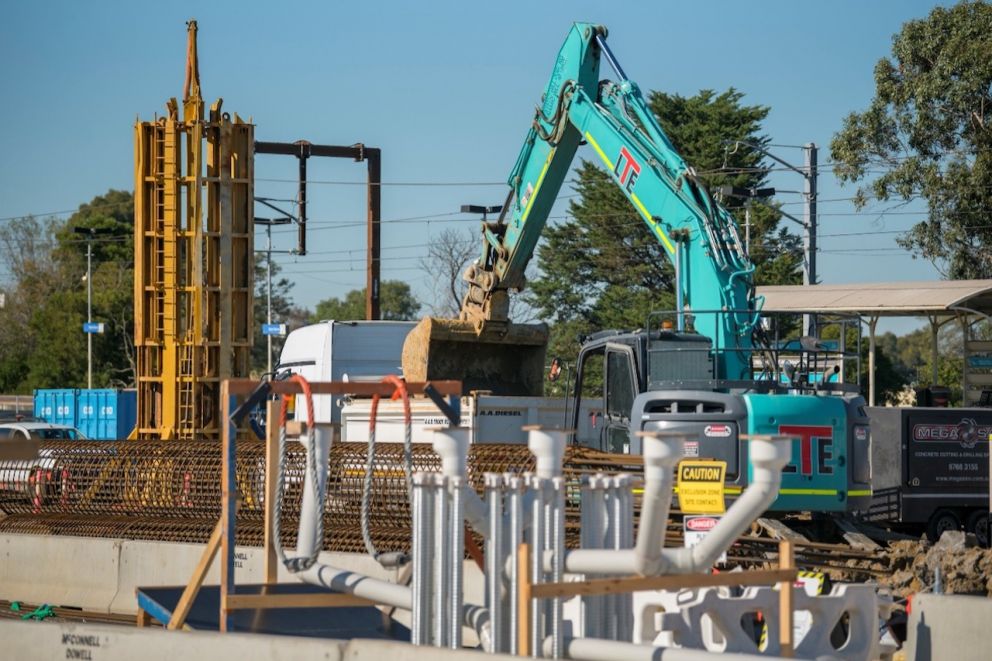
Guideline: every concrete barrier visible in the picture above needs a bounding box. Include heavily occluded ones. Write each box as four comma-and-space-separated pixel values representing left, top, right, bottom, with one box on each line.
0, 534, 121, 611
0, 531, 485, 647
0, 619, 510, 660
905, 593, 992, 661
0, 619, 516, 660
0, 532, 410, 615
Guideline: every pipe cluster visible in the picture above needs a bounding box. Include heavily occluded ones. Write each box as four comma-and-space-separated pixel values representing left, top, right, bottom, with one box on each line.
286, 419, 792, 659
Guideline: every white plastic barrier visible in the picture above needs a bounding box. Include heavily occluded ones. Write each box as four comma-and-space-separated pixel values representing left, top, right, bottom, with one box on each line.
631, 583, 894, 660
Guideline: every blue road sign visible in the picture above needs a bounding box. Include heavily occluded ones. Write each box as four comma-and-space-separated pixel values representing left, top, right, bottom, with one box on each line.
82, 322, 105, 334
262, 323, 287, 337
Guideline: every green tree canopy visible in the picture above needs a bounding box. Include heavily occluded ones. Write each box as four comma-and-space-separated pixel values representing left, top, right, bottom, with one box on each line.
527, 88, 803, 373
313, 280, 421, 322
830, 0, 992, 278
0, 190, 135, 392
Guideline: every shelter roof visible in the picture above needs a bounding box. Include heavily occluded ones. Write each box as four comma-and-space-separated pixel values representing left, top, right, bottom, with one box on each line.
756, 280, 992, 317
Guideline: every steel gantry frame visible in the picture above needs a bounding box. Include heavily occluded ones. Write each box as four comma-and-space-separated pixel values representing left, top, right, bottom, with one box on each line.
133, 21, 254, 440
253, 140, 382, 319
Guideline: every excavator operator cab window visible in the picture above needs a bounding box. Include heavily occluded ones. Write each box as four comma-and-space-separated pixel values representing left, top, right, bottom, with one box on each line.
604, 345, 637, 454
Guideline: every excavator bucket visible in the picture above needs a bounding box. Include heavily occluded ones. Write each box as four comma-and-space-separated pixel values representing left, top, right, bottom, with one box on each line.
401, 317, 549, 396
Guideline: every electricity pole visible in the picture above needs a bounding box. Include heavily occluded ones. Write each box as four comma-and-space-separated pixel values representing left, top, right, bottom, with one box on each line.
801, 143, 818, 337
73, 226, 106, 389
86, 239, 93, 389
803, 143, 818, 289
266, 223, 273, 373
722, 140, 819, 335
254, 216, 292, 373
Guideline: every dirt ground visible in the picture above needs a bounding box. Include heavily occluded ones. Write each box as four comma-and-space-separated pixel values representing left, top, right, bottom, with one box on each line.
877, 532, 992, 599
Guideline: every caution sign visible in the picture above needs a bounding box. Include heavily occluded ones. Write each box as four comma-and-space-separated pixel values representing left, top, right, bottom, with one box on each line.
676, 459, 726, 514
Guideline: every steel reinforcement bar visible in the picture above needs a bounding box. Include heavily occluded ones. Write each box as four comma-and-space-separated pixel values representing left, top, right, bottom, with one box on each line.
0, 441, 641, 551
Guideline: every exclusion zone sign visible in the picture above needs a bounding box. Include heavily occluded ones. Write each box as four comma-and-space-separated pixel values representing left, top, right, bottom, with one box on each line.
677, 459, 727, 514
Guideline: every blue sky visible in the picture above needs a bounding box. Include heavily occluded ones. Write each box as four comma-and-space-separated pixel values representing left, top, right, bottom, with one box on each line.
0, 0, 954, 333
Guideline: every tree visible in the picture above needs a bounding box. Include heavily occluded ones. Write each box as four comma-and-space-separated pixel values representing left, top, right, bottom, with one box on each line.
528, 88, 803, 381
313, 280, 421, 322
830, 1, 992, 278
421, 226, 538, 321
889, 323, 969, 404
0, 190, 135, 392
421, 228, 477, 316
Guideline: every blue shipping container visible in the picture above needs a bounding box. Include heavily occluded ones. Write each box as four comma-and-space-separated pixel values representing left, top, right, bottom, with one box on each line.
76, 389, 137, 440
33, 389, 79, 427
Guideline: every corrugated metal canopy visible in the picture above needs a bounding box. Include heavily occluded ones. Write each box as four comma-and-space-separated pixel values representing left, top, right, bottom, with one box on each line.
756, 280, 992, 316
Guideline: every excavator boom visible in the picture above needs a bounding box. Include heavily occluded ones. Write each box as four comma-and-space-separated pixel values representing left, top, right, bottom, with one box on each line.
403, 23, 757, 394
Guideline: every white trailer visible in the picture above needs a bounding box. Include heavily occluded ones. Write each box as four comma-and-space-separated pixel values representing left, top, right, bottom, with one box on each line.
340, 393, 604, 446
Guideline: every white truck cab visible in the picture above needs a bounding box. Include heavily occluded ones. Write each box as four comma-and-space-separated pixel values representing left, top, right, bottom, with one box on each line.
276, 320, 417, 425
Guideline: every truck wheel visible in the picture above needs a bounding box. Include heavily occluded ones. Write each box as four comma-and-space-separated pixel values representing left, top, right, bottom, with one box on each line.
926, 509, 961, 542
966, 511, 989, 547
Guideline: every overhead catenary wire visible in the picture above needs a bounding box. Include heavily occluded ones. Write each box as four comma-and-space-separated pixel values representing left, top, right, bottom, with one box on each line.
6, 222, 958, 278
6, 140, 992, 222
3, 218, 981, 276
5, 150, 992, 225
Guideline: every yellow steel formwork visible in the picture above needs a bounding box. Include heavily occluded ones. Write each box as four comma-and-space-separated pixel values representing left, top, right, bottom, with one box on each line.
133, 22, 253, 440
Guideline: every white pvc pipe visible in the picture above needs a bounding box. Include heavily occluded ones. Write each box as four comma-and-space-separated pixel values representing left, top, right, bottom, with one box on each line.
430, 426, 470, 477
526, 426, 569, 479
631, 432, 681, 575
563, 434, 791, 577
288, 427, 501, 645
551, 636, 780, 661
430, 426, 489, 533
295, 424, 332, 559
664, 435, 791, 573
564, 432, 681, 575
295, 562, 414, 609
289, 422, 414, 609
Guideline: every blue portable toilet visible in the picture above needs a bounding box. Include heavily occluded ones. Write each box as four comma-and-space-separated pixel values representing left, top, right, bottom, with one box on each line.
76, 389, 137, 440
33, 389, 79, 427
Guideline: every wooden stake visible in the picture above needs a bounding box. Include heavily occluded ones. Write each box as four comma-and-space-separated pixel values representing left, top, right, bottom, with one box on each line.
263, 397, 280, 584
225, 592, 374, 610
518, 543, 532, 657
779, 540, 794, 658
529, 567, 797, 600
220, 380, 235, 632
168, 518, 223, 630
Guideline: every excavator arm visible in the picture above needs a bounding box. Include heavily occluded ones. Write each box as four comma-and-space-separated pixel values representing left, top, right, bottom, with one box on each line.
404, 23, 759, 393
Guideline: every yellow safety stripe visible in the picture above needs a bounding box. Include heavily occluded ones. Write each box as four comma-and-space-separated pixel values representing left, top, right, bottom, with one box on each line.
584, 131, 675, 255
631, 193, 676, 254
631, 487, 869, 497
521, 148, 556, 224
585, 131, 613, 169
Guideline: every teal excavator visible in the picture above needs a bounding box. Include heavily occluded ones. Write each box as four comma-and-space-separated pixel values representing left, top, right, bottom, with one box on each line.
403, 23, 872, 512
